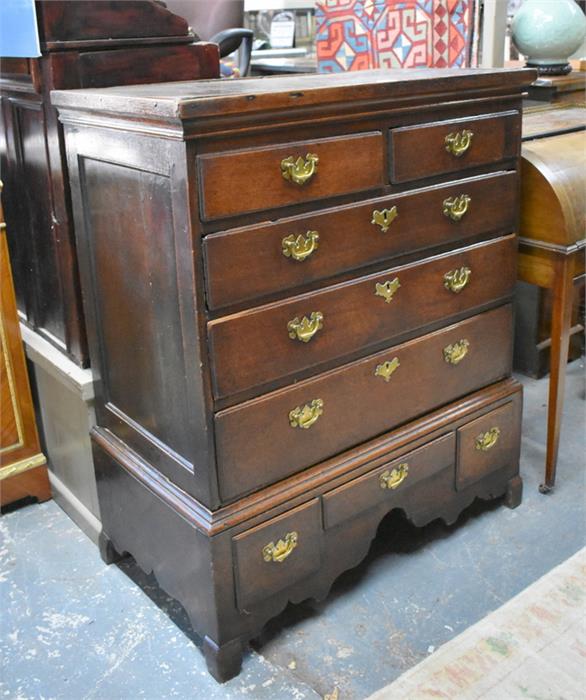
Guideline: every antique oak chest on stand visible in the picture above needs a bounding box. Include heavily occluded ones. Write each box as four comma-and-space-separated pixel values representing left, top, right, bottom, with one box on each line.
53, 68, 534, 682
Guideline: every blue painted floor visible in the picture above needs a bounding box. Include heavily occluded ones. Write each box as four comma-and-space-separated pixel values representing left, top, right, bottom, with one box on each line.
1, 363, 585, 700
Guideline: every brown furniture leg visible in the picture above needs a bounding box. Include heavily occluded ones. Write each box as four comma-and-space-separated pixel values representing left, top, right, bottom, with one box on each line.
539, 255, 574, 493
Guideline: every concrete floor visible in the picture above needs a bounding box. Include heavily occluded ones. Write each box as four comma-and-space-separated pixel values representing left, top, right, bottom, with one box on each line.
1, 363, 585, 700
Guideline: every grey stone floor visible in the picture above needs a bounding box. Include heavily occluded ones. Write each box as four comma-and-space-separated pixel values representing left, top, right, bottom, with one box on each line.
1, 363, 585, 700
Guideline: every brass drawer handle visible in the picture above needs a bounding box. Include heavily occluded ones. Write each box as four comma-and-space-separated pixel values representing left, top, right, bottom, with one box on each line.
281, 153, 319, 186
282, 230, 320, 262
375, 357, 400, 382
443, 339, 470, 365
289, 398, 323, 429
445, 129, 474, 157
443, 194, 471, 222
375, 277, 400, 303
444, 266, 472, 293
475, 427, 501, 451
380, 463, 409, 490
372, 206, 398, 233
287, 311, 323, 343
262, 532, 298, 563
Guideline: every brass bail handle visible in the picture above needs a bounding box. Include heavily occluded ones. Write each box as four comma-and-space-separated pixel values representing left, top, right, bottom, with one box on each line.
262, 532, 298, 563
379, 463, 409, 490
289, 398, 324, 429
287, 311, 323, 343
282, 230, 320, 262
443, 194, 471, 222
445, 129, 474, 157
475, 427, 501, 451
281, 153, 319, 186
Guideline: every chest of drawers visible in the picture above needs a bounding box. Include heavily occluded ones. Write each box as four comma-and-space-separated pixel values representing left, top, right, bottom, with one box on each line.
53, 68, 534, 682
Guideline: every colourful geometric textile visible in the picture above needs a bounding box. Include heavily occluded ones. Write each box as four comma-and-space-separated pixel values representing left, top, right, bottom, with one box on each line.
316, 0, 475, 73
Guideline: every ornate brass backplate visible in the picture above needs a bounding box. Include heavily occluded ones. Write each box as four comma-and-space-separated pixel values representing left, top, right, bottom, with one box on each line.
443, 339, 470, 365
287, 311, 323, 343
374, 357, 400, 382
379, 463, 409, 490
475, 427, 501, 451
289, 398, 324, 429
375, 277, 401, 303
280, 153, 319, 186
443, 194, 471, 222
262, 532, 298, 563
444, 266, 472, 293
282, 230, 320, 261
371, 206, 398, 233
444, 129, 474, 157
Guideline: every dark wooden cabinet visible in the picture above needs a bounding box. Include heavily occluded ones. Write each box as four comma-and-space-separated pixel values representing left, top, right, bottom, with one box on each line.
53, 68, 533, 681
0, 1, 219, 367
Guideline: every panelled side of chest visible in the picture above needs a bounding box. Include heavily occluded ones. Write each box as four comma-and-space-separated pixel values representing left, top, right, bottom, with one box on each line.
61, 122, 219, 507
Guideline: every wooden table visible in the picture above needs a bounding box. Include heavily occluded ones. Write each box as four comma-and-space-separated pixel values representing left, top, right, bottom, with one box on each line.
519, 110, 586, 492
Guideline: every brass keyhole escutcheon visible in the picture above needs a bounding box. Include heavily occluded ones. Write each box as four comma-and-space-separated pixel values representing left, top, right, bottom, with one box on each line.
371, 206, 398, 233
262, 532, 298, 563
444, 266, 472, 293
281, 153, 319, 186
379, 463, 409, 490
282, 230, 320, 262
375, 277, 401, 303
287, 311, 323, 343
289, 398, 324, 429
445, 129, 474, 157
374, 357, 400, 382
443, 194, 471, 222
443, 339, 470, 365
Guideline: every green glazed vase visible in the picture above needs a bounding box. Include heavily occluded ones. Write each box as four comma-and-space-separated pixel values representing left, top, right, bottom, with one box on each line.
512, 0, 586, 75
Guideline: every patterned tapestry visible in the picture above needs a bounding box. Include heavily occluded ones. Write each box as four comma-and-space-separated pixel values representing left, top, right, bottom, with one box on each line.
316, 0, 476, 72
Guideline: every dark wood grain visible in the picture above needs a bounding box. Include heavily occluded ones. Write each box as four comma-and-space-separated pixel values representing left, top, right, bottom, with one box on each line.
204, 171, 518, 310
56, 68, 529, 682
209, 235, 516, 401
390, 111, 521, 183
232, 499, 322, 609
215, 305, 513, 501
456, 400, 521, 490
0, 1, 219, 366
322, 433, 455, 529
198, 132, 384, 220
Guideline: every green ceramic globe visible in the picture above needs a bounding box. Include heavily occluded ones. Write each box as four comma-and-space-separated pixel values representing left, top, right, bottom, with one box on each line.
512, 0, 586, 74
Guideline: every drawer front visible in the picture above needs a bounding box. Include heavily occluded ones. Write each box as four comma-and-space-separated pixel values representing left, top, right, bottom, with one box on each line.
323, 433, 455, 529
456, 400, 521, 490
233, 498, 322, 610
390, 111, 520, 184
209, 234, 516, 401
215, 304, 513, 502
204, 171, 518, 310
198, 132, 384, 220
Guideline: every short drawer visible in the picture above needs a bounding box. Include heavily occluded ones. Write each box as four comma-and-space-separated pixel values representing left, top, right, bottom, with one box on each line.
204, 171, 518, 310
390, 111, 520, 184
232, 499, 322, 610
208, 234, 516, 401
215, 304, 513, 502
197, 132, 384, 220
456, 400, 521, 491
323, 433, 455, 529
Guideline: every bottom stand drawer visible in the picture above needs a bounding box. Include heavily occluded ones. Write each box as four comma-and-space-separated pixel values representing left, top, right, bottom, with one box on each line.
233, 498, 322, 610
323, 433, 455, 529
456, 400, 521, 490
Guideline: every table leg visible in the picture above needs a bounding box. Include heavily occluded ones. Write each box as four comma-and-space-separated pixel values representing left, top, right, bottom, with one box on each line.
540, 256, 574, 494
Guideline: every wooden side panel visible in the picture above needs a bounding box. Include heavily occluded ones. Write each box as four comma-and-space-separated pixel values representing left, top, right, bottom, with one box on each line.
80, 158, 191, 460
